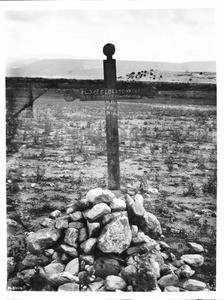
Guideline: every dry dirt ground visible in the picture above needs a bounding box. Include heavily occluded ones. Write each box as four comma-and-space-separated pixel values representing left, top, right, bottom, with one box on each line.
6, 85, 217, 289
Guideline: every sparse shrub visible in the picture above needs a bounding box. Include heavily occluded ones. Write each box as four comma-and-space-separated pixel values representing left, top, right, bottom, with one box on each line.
171, 128, 185, 144
183, 181, 201, 197
197, 130, 209, 144
161, 144, 168, 156
35, 165, 45, 182
202, 172, 217, 196
164, 155, 174, 172
33, 131, 40, 145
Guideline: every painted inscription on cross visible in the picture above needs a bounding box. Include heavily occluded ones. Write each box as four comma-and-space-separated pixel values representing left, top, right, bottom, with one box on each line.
79, 87, 153, 101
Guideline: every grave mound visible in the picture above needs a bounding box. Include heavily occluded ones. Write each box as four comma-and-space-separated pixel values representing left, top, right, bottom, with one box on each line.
7, 188, 208, 292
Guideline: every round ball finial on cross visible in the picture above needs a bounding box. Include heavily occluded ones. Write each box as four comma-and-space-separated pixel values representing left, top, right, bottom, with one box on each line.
103, 43, 115, 59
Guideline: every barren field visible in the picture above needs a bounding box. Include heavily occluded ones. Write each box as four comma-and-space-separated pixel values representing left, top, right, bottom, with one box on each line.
6, 85, 217, 290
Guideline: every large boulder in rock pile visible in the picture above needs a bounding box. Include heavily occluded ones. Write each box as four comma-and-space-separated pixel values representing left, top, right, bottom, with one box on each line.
180, 254, 204, 267
26, 227, 62, 253
98, 215, 132, 253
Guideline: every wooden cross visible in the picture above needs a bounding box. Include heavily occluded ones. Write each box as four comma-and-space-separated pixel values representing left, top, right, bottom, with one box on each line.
64, 43, 156, 190
103, 43, 120, 190
79, 43, 155, 190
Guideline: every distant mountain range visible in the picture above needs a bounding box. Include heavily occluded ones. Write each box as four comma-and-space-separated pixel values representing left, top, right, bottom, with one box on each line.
6, 58, 216, 79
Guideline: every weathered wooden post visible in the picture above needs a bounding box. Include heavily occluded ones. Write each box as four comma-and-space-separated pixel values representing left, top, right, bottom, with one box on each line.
103, 43, 120, 190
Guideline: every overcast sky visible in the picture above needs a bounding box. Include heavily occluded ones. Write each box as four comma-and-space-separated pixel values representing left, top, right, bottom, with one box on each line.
5, 7, 216, 62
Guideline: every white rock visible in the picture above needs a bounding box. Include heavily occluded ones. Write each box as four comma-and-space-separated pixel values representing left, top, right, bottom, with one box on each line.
80, 254, 95, 265
55, 218, 69, 230
87, 188, 116, 205
161, 252, 169, 260
64, 228, 79, 247
87, 221, 100, 237
157, 274, 179, 289
7, 218, 18, 227
169, 252, 176, 261
70, 211, 83, 222
167, 263, 178, 272
148, 188, 159, 194
59, 244, 78, 257
134, 194, 144, 203
187, 242, 204, 253
79, 227, 88, 243
65, 258, 79, 276
102, 211, 128, 225
131, 225, 138, 237
105, 275, 127, 291
180, 254, 204, 267
44, 262, 65, 278
80, 238, 97, 254
182, 279, 207, 291
86, 188, 103, 202
40, 218, 55, 228
110, 198, 126, 211
49, 210, 61, 219
44, 248, 54, 257
159, 241, 170, 250
85, 203, 111, 221
98, 215, 132, 254
140, 211, 162, 238
52, 251, 62, 262
130, 196, 145, 217
164, 285, 180, 292
179, 264, 195, 278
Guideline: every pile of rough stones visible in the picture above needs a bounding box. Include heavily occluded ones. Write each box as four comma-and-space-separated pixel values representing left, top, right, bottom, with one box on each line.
7, 187, 209, 292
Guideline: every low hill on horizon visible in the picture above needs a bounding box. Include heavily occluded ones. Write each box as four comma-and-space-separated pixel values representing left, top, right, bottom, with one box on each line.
6, 58, 216, 79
